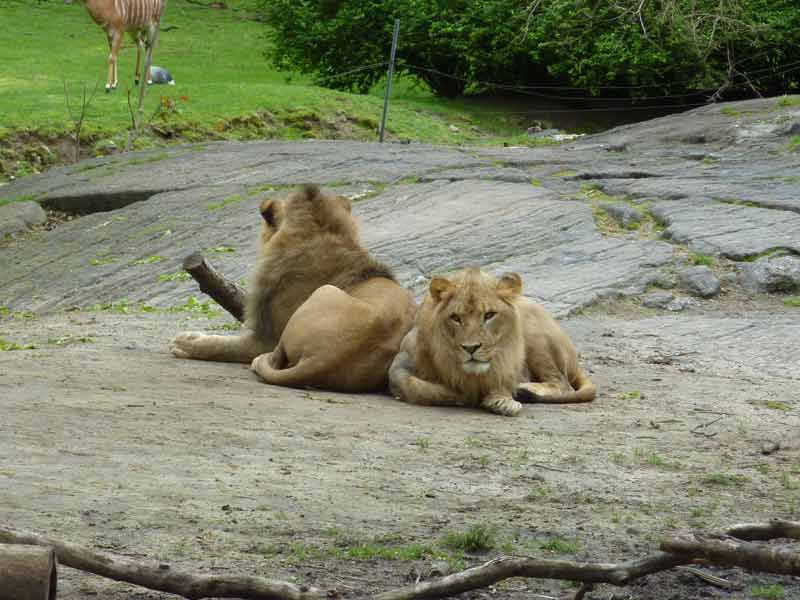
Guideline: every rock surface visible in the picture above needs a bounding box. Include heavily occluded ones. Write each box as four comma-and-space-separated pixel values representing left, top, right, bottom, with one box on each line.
0, 200, 46, 236
678, 266, 721, 298
642, 291, 674, 309
740, 255, 800, 293
0, 96, 799, 314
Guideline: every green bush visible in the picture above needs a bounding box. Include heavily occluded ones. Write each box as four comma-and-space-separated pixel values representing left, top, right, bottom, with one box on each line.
259, 0, 800, 98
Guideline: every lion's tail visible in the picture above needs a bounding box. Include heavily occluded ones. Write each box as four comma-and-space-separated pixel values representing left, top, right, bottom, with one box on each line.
515, 368, 596, 404
569, 368, 596, 403
253, 357, 323, 390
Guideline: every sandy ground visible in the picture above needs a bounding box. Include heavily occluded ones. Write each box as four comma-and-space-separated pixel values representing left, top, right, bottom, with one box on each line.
1, 295, 798, 600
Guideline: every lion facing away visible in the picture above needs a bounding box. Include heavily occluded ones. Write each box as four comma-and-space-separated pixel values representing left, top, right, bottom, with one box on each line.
388, 268, 596, 416
171, 184, 416, 393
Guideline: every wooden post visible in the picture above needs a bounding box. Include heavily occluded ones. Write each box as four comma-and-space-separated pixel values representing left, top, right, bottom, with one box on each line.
0, 544, 57, 600
379, 19, 400, 143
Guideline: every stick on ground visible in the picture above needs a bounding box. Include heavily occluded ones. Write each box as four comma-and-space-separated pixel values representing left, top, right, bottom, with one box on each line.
0, 527, 327, 600
182, 252, 247, 322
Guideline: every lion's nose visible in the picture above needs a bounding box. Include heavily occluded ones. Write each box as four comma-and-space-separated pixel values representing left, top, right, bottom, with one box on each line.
461, 343, 481, 355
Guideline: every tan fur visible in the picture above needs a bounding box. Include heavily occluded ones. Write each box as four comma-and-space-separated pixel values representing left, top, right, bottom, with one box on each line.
389, 268, 596, 416
172, 184, 416, 394
77, 0, 165, 90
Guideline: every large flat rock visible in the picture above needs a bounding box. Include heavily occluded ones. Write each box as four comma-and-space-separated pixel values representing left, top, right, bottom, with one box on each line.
1, 96, 800, 314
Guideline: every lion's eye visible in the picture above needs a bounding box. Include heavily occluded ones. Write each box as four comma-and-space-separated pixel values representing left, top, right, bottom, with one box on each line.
484, 311, 497, 322
449, 314, 462, 325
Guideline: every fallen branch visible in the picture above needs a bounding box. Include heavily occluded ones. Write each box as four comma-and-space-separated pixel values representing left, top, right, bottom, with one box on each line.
1, 520, 798, 600
662, 535, 800, 575
0, 527, 327, 600
373, 553, 690, 600
725, 519, 800, 541
182, 252, 247, 321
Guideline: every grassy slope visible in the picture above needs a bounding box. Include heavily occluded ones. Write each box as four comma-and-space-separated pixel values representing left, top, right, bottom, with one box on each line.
0, 0, 528, 151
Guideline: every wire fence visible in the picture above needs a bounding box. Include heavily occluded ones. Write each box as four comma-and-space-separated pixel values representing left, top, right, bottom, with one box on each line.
308, 55, 800, 114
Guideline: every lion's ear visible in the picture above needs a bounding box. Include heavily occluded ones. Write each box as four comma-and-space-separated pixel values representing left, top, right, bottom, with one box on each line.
260, 199, 283, 228
497, 272, 522, 299
429, 277, 455, 303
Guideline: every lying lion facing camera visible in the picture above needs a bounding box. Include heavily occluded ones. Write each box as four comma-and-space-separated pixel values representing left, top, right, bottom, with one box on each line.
171, 184, 416, 393
388, 268, 596, 416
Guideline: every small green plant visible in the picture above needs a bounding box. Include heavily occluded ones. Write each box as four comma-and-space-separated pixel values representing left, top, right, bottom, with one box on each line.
208, 245, 236, 253
750, 583, 785, 599
0, 338, 36, 351
47, 335, 94, 346
525, 485, 550, 500
158, 272, 191, 282
414, 437, 430, 450
210, 321, 243, 331
781, 472, 799, 490
703, 472, 744, 486
90, 257, 117, 266
691, 253, 715, 267
476, 455, 490, 467
441, 524, 496, 553
765, 400, 791, 411
777, 96, 800, 108
784, 296, 800, 307
168, 296, 223, 317
618, 390, 641, 401
464, 437, 483, 448
134, 255, 166, 265
208, 194, 245, 210
647, 453, 666, 467
539, 537, 580, 554
721, 106, 741, 116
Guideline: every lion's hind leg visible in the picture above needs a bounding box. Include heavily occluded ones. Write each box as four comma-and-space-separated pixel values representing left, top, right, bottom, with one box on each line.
171, 331, 271, 363
388, 335, 462, 407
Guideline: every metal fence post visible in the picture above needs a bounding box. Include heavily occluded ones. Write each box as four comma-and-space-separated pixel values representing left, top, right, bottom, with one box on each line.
379, 19, 400, 143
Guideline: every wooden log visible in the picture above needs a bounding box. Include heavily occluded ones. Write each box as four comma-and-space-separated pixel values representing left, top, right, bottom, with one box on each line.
182, 252, 247, 322
0, 544, 57, 600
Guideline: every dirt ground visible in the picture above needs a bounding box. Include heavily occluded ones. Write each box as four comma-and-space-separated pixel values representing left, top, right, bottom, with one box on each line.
1, 293, 798, 600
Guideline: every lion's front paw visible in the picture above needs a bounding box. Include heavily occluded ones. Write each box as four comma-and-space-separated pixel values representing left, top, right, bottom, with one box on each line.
171, 331, 207, 359
481, 394, 522, 417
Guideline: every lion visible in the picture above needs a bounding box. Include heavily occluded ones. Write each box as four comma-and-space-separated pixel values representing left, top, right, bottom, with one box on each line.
388, 268, 596, 416
171, 184, 416, 393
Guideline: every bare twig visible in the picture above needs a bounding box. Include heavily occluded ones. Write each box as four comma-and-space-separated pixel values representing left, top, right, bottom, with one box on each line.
63, 81, 100, 162
679, 566, 733, 589
0, 526, 328, 600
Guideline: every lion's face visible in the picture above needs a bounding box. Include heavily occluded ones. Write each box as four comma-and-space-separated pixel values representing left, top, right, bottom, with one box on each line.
427, 269, 523, 376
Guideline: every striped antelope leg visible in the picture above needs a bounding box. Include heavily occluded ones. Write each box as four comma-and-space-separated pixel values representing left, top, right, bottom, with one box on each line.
78, 0, 166, 92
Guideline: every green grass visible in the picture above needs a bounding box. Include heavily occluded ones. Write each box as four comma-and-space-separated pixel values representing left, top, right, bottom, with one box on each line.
0, 0, 540, 176
0, 338, 37, 351
440, 525, 496, 553
691, 253, 716, 267
703, 472, 745, 486
784, 296, 800, 307
538, 537, 580, 554
777, 95, 800, 108
750, 584, 785, 600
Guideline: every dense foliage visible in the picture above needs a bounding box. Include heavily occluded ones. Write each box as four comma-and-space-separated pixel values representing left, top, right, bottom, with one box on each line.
259, 0, 800, 98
